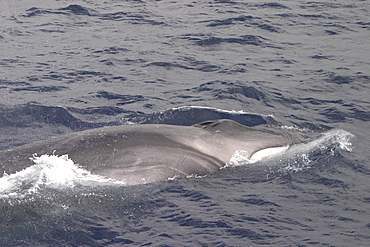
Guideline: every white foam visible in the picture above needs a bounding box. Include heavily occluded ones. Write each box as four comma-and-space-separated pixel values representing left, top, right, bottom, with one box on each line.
0, 154, 123, 198
286, 129, 355, 155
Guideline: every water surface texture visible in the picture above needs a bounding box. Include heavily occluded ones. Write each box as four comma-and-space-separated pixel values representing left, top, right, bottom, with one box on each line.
1, 0, 370, 246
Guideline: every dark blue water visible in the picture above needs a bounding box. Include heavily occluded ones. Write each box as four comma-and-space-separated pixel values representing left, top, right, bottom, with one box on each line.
1, 0, 370, 246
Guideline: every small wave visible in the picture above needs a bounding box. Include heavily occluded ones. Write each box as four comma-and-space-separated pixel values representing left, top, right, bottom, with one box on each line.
124, 105, 277, 126
0, 155, 123, 198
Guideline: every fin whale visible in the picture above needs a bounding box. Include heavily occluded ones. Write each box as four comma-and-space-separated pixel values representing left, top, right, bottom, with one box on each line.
0, 119, 318, 185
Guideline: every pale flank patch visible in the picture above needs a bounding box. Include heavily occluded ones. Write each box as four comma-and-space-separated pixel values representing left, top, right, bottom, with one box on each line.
228, 146, 289, 166
249, 146, 290, 163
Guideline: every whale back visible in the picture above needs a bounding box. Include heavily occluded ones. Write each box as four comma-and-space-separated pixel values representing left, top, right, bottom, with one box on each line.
0, 120, 319, 184
0, 124, 225, 184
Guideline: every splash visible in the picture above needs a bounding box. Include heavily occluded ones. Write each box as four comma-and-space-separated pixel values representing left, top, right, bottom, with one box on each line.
0, 154, 123, 198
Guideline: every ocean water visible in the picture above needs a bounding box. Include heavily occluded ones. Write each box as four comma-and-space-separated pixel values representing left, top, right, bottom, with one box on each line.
0, 0, 369, 246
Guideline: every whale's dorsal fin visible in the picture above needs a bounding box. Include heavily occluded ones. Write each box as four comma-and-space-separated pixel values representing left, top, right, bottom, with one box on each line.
192, 120, 221, 128
192, 119, 249, 133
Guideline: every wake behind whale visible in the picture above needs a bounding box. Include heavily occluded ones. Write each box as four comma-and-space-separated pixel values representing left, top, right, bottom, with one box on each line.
0, 119, 354, 196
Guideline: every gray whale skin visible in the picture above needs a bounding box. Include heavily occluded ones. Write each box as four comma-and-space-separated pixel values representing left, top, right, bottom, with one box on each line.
0, 119, 317, 185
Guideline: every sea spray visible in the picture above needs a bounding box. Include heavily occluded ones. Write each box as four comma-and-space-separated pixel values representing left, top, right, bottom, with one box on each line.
0, 154, 123, 198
